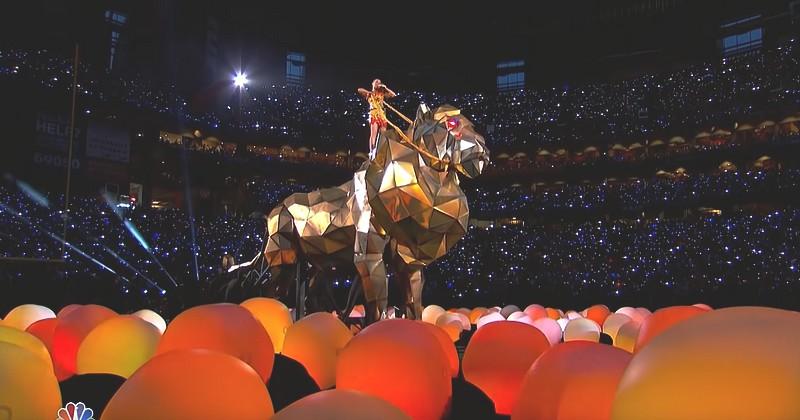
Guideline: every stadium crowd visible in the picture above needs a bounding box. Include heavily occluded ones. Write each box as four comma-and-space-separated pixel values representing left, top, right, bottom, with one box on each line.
2, 38, 799, 150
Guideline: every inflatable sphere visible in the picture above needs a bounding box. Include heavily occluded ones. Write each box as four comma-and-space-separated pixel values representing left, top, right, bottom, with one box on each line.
155, 303, 274, 382
0, 325, 53, 371
463, 321, 551, 415
634, 305, 705, 352
508, 312, 536, 326
52, 304, 117, 379
524, 304, 547, 320
692, 303, 713, 311
532, 317, 562, 346
272, 389, 409, 420
564, 318, 602, 342
602, 313, 632, 343
613, 321, 640, 353
436, 312, 469, 330
420, 321, 460, 377
612, 307, 800, 419
0, 341, 62, 419
469, 307, 489, 324
337, 319, 451, 420
103, 349, 273, 419
77, 315, 161, 378
421, 305, 446, 324
585, 304, 611, 326
476, 312, 505, 329
500, 305, 521, 318
282, 312, 352, 389
240, 297, 293, 353
512, 341, 631, 420
565, 310, 582, 320
615, 307, 645, 325
441, 321, 463, 342
545, 307, 562, 320
131, 309, 167, 334
3, 304, 56, 330
57, 304, 81, 318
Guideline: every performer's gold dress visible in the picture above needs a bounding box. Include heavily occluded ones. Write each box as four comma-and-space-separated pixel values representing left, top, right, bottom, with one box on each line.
367, 91, 388, 129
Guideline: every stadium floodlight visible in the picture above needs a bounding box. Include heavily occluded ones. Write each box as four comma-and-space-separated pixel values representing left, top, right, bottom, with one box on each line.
233, 72, 249, 88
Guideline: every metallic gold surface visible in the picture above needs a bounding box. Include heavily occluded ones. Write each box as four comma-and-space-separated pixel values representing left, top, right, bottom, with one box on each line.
257, 103, 489, 322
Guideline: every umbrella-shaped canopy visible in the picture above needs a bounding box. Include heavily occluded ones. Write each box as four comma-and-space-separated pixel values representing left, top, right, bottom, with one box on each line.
667, 137, 684, 145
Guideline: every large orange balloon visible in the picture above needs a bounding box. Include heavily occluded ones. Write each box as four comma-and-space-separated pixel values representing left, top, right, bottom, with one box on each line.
512, 341, 631, 420
0, 342, 61, 418
585, 304, 611, 326
77, 315, 161, 378
634, 305, 705, 352
282, 312, 352, 389
272, 389, 409, 420
337, 319, 451, 420
0, 325, 53, 371
463, 321, 551, 415
156, 303, 274, 382
132, 309, 167, 334
612, 307, 800, 419
103, 349, 273, 419
240, 297, 293, 353
52, 304, 117, 379
420, 321, 460, 377
564, 318, 601, 342
3, 304, 56, 330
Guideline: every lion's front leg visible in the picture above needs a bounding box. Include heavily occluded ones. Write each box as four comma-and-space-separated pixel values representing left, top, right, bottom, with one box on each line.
354, 228, 388, 324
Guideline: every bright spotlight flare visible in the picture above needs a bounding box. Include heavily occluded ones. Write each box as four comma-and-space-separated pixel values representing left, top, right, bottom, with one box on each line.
233, 72, 249, 88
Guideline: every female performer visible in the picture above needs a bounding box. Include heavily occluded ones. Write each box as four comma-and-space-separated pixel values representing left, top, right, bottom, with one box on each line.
358, 78, 397, 159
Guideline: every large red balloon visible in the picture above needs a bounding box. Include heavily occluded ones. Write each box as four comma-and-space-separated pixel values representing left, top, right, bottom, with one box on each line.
337, 319, 451, 420
420, 321, 460, 377
156, 303, 274, 382
634, 305, 705, 352
52, 304, 117, 379
512, 341, 631, 420
463, 321, 551, 415
103, 349, 273, 419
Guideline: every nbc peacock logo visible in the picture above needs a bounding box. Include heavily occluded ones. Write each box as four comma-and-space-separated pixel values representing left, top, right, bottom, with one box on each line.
57, 402, 94, 420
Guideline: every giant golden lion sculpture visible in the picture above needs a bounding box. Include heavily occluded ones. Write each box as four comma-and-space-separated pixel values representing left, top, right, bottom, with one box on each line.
251, 103, 489, 323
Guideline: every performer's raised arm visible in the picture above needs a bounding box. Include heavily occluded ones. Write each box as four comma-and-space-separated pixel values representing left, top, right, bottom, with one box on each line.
357, 87, 370, 98
380, 84, 397, 99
